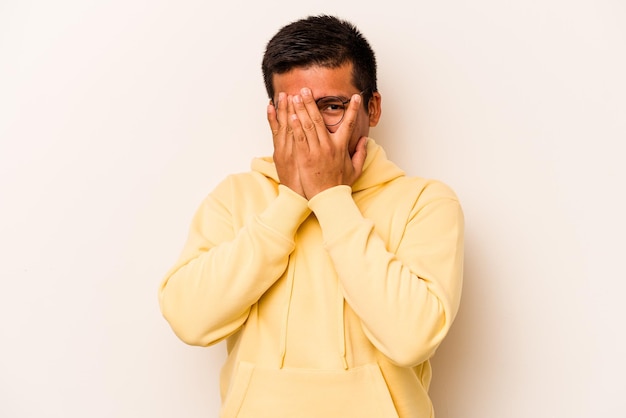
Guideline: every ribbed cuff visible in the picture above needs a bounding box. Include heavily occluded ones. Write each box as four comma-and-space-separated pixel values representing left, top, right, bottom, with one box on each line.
308, 185, 363, 243
257, 185, 311, 238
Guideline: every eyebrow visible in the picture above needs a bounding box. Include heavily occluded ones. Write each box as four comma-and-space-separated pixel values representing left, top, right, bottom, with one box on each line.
315, 94, 351, 102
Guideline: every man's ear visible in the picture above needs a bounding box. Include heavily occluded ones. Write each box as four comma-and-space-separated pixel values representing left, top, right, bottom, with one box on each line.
368, 92, 382, 127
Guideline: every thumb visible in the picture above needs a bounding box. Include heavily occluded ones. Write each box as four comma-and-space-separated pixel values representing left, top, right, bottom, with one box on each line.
351, 137, 368, 174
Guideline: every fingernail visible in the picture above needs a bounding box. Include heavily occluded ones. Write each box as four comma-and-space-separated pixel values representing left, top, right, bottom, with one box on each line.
293, 95, 302, 104
301, 88, 311, 97
353, 94, 362, 104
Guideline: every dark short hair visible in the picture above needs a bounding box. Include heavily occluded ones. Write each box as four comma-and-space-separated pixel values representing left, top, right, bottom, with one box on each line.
262, 15, 377, 107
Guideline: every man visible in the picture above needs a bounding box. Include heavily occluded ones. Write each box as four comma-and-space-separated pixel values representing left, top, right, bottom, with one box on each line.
159, 15, 464, 418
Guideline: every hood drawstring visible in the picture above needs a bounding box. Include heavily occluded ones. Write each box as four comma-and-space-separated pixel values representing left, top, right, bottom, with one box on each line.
279, 254, 297, 369
337, 282, 349, 370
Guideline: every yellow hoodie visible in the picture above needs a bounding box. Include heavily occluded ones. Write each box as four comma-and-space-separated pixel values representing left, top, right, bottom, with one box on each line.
159, 139, 464, 418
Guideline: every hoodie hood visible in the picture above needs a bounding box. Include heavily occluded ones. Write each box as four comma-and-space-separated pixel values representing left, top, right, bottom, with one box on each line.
250, 138, 405, 192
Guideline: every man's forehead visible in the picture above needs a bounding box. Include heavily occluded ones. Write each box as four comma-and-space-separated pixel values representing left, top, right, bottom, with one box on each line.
272, 63, 356, 96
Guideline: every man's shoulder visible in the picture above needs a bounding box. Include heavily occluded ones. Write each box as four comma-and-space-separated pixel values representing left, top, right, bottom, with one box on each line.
385, 175, 460, 203
216, 170, 276, 187
205, 170, 277, 202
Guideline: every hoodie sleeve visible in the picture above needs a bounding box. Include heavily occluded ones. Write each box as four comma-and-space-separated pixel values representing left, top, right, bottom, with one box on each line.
159, 179, 311, 347
308, 181, 464, 367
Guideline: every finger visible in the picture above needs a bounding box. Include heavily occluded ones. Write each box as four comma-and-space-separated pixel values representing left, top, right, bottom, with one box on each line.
267, 97, 277, 127
277, 92, 295, 153
335, 94, 362, 145
275, 92, 288, 126
351, 136, 368, 175
288, 96, 309, 153
268, 103, 280, 141
268, 93, 287, 144
298, 88, 327, 146
291, 93, 318, 150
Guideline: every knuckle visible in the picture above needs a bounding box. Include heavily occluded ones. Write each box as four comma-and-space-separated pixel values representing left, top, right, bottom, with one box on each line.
293, 131, 305, 142
311, 114, 325, 125
302, 120, 316, 131
344, 117, 357, 130
273, 124, 287, 138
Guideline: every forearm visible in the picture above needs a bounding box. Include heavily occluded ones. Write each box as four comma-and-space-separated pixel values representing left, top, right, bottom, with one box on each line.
160, 185, 310, 346
309, 185, 464, 367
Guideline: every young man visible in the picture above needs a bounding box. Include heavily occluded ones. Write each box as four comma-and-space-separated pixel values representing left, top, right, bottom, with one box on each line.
159, 15, 464, 418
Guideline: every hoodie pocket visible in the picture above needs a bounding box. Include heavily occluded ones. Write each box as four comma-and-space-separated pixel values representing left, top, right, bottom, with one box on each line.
220, 362, 399, 418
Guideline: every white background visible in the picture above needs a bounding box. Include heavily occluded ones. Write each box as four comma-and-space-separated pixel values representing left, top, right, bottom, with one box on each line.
1, 1, 624, 417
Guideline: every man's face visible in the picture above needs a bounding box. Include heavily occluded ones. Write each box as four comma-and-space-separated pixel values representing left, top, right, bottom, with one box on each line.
272, 62, 381, 155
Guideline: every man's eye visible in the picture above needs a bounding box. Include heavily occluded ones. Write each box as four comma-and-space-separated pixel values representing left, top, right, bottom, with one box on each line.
318, 101, 344, 113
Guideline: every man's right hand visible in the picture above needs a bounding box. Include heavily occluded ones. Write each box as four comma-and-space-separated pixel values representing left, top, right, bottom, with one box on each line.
267, 92, 305, 197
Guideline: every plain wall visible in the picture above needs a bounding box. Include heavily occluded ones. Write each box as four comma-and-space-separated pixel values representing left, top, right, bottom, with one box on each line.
1, 1, 624, 417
